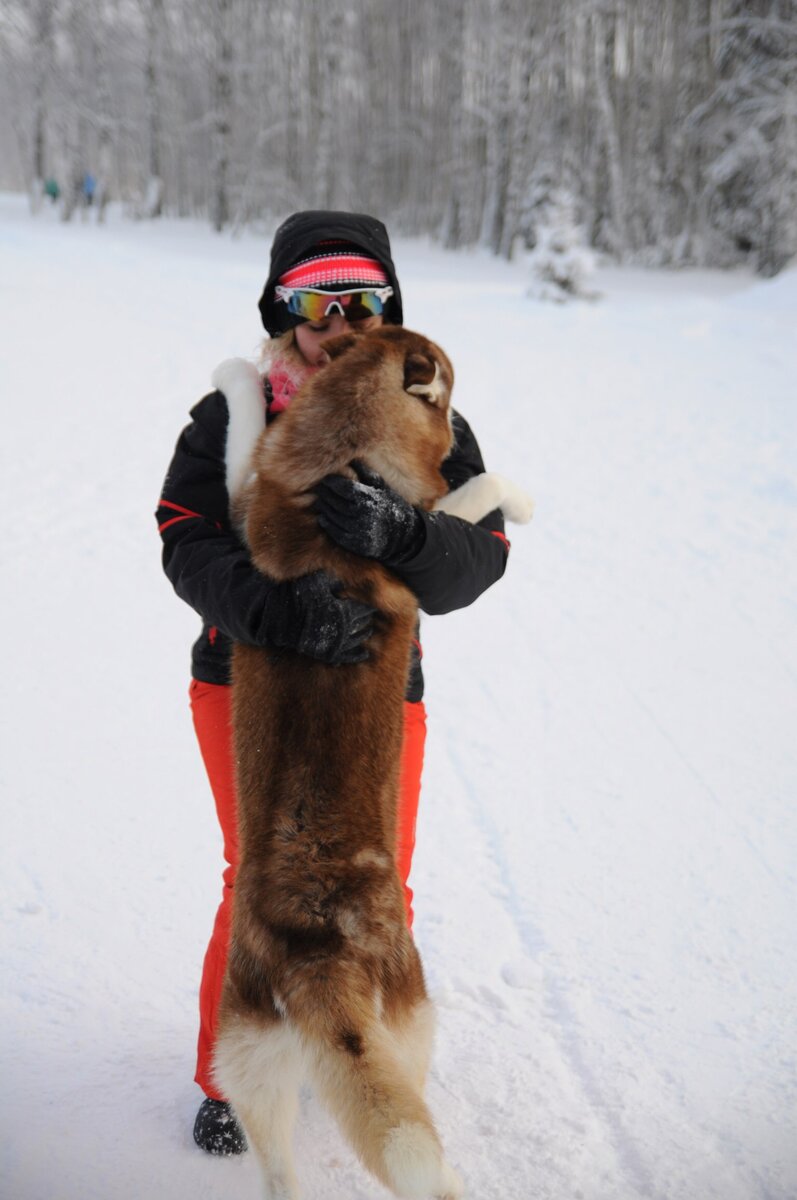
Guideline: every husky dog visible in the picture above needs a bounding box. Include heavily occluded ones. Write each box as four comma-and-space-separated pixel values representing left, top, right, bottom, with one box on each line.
213, 327, 531, 1200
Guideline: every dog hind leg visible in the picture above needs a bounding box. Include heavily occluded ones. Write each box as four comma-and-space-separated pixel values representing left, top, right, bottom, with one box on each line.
214, 1018, 304, 1200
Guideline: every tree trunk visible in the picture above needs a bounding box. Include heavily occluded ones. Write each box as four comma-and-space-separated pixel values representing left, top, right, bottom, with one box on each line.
210, 0, 233, 232
144, 0, 165, 213
29, 0, 55, 212
591, 9, 629, 257
479, 3, 513, 254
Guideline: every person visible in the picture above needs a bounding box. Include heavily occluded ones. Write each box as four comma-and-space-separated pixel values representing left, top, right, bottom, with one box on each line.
82, 171, 96, 207
156, 210, 511, 1155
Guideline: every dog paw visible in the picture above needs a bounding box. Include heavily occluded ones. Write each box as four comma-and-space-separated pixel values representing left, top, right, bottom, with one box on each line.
502, 483, 534, 524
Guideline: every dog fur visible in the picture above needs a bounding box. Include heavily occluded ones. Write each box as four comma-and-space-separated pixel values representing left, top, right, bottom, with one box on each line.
213, 327, 528, 1199
215, 349, 533, 534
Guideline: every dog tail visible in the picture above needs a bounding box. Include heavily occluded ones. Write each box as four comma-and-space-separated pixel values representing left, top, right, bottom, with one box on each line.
215, 976, 462, 1197
304, 1007, 463, 1200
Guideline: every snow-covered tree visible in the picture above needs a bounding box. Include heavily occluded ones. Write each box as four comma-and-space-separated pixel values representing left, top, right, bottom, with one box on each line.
526, 189, 598, 302
0, 0, 794, 274
690, 1, 797, 275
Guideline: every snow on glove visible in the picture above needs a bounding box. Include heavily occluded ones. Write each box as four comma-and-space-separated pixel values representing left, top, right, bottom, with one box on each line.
259, 570, 376, 664
314, 463, 425, 564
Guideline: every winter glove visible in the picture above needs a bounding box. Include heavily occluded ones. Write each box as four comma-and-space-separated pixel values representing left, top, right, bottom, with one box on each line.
314, 463, 425, 565
259, 570, 376, 664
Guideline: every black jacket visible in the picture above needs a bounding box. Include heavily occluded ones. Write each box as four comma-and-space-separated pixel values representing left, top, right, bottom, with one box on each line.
157, 386, 509, 700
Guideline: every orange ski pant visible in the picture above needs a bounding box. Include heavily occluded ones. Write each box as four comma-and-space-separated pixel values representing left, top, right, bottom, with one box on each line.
189, 678, 427, 1099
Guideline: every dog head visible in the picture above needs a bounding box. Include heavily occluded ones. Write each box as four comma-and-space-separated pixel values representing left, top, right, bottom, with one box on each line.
319, 327, 455, 508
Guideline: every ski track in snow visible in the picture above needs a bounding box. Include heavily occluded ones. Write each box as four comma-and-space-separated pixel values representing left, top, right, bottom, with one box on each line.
1, 194, 796, 1200
623, 679, 780, 887
442, 732, 667, 1200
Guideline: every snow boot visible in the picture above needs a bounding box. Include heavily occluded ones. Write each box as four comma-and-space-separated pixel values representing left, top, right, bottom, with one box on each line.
193, 1097, 247, 1155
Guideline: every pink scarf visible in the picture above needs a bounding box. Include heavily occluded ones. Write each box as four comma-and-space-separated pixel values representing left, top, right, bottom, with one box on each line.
268, 357, 321, 414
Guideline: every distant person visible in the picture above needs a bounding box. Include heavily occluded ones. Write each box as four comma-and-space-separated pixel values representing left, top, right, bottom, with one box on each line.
156, 210, 510, 1155
82, 172, 96, 207
44, 178, 60, 204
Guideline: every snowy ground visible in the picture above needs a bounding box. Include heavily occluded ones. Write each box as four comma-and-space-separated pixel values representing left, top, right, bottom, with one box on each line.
1, 192, 795, 1200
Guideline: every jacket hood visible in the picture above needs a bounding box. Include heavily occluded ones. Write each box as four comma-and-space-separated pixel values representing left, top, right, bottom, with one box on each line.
258, 210, 403, 335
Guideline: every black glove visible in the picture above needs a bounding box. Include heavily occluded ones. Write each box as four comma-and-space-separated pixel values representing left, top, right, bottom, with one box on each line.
314, 464, 425, 564
259, 570, 376, 664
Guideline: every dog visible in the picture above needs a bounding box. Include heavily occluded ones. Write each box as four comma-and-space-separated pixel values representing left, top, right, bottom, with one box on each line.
211, 327, 531, 1200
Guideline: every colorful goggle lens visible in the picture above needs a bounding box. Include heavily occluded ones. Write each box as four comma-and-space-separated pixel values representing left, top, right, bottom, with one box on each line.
275, 285, 393, 323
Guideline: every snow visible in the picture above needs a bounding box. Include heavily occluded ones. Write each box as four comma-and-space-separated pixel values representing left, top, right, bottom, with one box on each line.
1, 192, 796, 1200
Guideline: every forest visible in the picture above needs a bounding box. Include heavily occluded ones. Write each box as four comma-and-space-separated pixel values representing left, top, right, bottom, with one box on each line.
1, 0, 795, 277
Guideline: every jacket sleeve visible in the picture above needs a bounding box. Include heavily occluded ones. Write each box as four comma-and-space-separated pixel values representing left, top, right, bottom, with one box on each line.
155, 391, 273, 645
390, 412, 510, 616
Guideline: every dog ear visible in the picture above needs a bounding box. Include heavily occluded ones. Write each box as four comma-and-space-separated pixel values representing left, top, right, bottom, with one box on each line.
405, 352, 448, 408
403, 352, 436, 391
320, 332, 360, 360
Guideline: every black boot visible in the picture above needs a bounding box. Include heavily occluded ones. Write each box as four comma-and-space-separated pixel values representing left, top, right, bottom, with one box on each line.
193, 1097, 247, 1155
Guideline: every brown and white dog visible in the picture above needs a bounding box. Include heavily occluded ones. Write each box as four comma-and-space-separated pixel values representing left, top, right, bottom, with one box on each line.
211, 328, 531, 1200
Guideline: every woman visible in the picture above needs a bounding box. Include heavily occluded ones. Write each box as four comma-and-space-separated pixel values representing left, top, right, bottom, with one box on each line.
156, 210, 510, 1154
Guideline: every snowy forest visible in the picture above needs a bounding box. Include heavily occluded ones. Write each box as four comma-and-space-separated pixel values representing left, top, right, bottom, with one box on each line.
1, 0, 796, 277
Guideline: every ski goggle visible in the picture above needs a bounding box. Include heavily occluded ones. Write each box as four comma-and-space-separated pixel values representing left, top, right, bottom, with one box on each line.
274, 284, 393, 323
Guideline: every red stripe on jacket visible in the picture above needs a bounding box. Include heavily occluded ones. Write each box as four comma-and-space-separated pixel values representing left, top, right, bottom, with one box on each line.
157, 499, 221, 534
